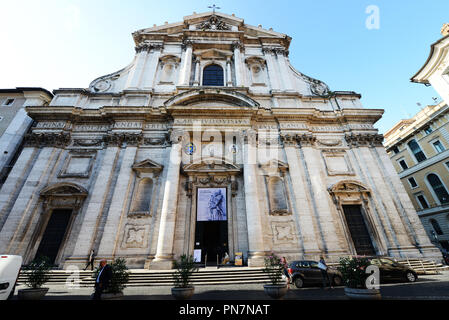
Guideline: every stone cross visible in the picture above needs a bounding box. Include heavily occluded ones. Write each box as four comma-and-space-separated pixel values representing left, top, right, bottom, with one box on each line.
208, 4, 220, 14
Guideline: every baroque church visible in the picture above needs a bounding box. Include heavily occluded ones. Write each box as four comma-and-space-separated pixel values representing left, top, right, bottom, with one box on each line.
0, 11, 441, 269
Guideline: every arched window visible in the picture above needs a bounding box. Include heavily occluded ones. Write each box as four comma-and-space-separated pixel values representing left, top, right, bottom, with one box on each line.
203, 64, 224, 86
427, 173, 449, 204
430, 218, 444, 235
408, 139, 427, 162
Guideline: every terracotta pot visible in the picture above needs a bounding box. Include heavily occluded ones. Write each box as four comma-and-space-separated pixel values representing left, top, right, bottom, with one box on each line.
344, 287, 381, 300
17, 287, 49, 300
171, 286, 195, 300
263, 284, 288, 300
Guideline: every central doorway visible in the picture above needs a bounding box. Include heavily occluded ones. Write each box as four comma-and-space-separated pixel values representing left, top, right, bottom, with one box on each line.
194, 187, 228, 264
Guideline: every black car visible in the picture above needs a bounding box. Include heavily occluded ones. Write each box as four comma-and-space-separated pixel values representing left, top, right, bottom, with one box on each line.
367, 257, 418, 283
288, 260, 342, 288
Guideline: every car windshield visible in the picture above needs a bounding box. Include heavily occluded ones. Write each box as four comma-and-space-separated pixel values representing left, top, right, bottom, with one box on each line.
380, 258, 397, 265
370, 258, 381, 265
309, 261, 319, 268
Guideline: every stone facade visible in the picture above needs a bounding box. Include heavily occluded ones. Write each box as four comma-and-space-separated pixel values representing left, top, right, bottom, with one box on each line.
0, 12, 441, 269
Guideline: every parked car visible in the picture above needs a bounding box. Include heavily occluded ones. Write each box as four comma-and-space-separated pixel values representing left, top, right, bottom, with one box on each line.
0, 255, 22, 300
288, 260, 342, 289
366, 257, 418, 283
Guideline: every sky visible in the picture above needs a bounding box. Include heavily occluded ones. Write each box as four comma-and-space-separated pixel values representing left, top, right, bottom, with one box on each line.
0, 0, 448, 134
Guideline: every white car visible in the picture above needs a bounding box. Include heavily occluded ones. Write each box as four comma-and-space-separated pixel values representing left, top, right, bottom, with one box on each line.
0, 255, 22, 300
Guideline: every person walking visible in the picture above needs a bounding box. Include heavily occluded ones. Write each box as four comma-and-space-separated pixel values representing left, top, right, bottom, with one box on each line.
93, 259, 112, 300
318, 256, 332, 289
281, 256, 291, 289
84, 249, 95, 271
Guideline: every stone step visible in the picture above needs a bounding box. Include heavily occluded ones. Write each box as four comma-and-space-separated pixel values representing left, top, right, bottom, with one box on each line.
17, 267, 273, 286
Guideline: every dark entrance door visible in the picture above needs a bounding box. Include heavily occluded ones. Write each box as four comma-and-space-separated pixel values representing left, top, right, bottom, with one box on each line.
194, 221, 228, 264
342, 205, 375, 256
34, 209, 72, 265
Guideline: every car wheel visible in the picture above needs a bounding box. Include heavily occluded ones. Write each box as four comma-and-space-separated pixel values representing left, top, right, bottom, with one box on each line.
405, 271, 417, 283
332, 276, 342, 286
294, 277, 304, 288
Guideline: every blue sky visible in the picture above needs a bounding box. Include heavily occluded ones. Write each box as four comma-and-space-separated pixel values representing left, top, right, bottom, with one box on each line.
0, 0, 448, 133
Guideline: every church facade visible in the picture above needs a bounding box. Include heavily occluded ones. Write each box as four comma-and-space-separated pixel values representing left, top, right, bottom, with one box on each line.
0, 12, 441, 269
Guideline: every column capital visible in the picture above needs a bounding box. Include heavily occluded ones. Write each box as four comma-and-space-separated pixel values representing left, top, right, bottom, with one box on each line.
232, 41, 244, 51
345, 133, 384, 148
24, 131, 71, 148
135, 41, 164, 53
103, 132, 143, 147
181, 39, 194, 50
280, 133, 316, 147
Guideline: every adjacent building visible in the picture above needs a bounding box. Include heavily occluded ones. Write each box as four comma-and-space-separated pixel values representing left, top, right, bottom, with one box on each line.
0, 12, 440, 269
385, 23, 449, 254
0, 88, 53, 186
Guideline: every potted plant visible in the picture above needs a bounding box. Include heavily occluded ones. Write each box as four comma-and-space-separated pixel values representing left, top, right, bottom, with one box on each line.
262, 253, 288, 299
18, 256, 51, 300
171, 254, 198, 300
94, 258, 130, 300
338, 256, 381, 300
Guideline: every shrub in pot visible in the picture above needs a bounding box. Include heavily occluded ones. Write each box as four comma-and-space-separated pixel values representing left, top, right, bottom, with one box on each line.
262, 253, 288, 300
18, 256, 51, 300
93, 258, 130, 299
171, 254, 198, 300
337, 256, 381, 300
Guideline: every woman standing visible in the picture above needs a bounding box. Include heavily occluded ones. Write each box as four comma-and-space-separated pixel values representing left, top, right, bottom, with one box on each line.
281, 256, 291, 289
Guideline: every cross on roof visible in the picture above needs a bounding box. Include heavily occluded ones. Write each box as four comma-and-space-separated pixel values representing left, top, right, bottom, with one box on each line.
208, 4, 221, 14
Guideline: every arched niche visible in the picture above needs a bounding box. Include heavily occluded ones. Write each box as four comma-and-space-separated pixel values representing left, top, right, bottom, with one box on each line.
129, 158, 164, 217
158, 55, 181, 84
260, 159, 290, 216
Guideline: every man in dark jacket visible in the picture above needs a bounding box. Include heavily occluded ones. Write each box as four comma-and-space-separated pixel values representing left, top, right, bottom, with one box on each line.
93, 259, 112, 300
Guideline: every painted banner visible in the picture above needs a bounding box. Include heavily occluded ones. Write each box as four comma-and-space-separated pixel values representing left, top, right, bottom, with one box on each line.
197, 188, 227, 221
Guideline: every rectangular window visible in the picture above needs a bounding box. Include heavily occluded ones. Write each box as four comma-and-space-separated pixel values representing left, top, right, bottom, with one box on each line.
2, 98, 14, 106
398, 159, 408, 170
392, 146, 400, 154
416, 194, 429, 209
433, 140, 445, 153
408, 139, 427, 162
424, 127, 433, 135
408, 177, 418, 188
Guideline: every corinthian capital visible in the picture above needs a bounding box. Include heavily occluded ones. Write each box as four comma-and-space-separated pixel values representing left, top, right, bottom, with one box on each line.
345, 133, 384, 148
24, 131, 71, 148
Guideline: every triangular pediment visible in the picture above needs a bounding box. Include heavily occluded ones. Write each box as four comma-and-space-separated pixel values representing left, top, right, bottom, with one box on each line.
132, 159, 164, 173
133, 12, 288, 40
194, 48, 233, 60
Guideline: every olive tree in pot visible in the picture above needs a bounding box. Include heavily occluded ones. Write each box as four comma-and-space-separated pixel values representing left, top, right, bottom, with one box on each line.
263, 253, 288, 300
171, 254, 198, 300
18, 256, 51, 300
93, 258, 130, 300
338, 256, 381, 300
